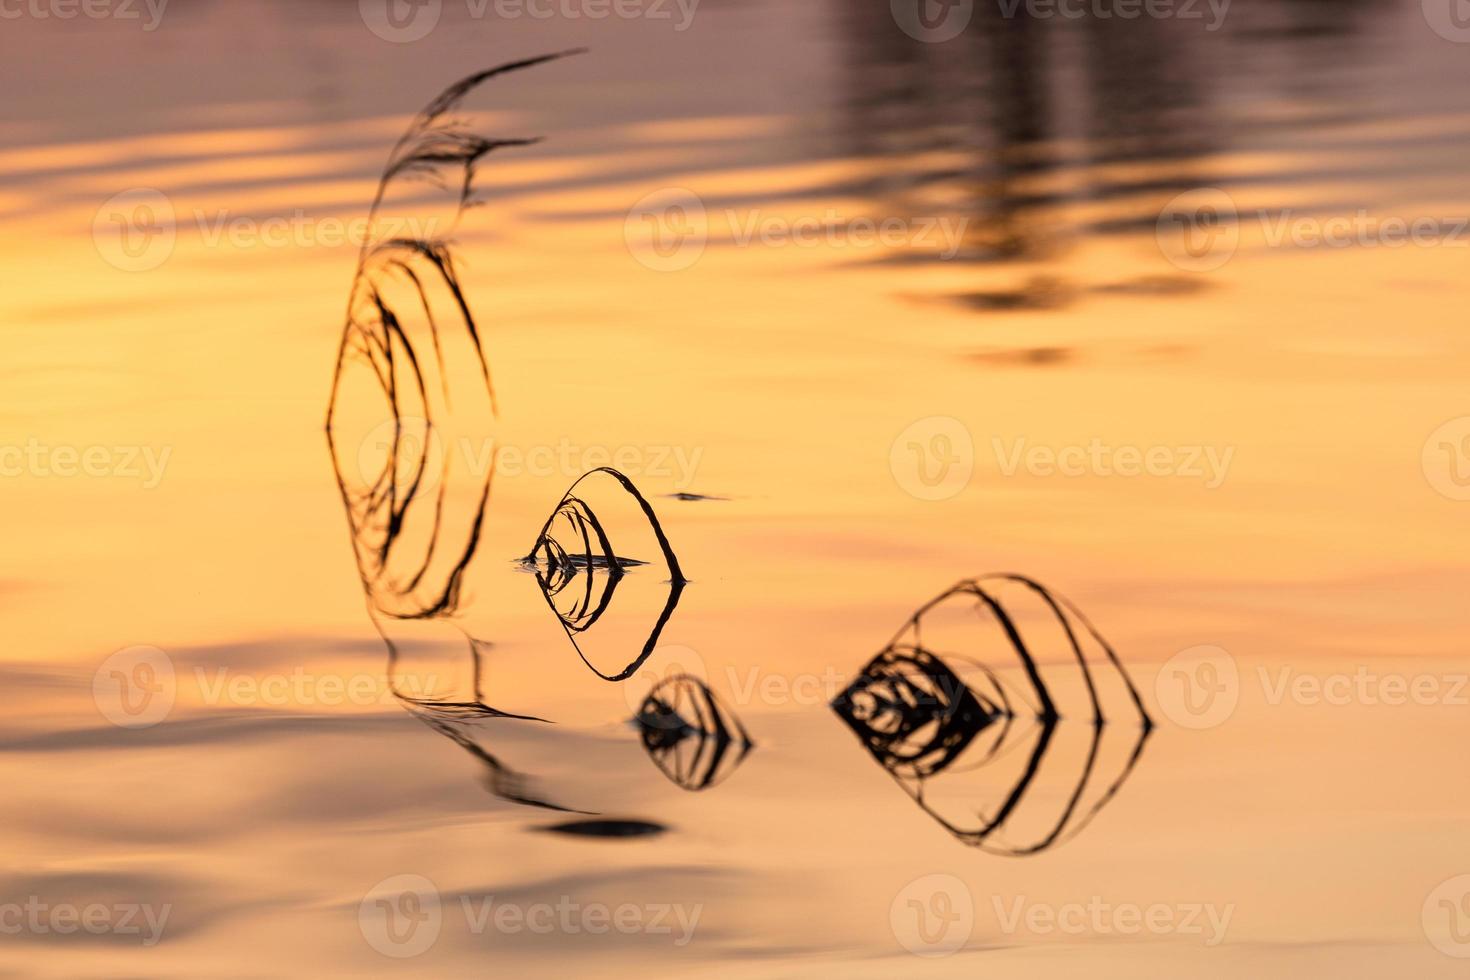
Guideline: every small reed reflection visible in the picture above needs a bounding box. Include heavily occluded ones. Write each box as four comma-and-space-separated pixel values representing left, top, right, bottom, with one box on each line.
634, 674, 754, 792
523, 467, 687, 682
832, 575, 1152, 855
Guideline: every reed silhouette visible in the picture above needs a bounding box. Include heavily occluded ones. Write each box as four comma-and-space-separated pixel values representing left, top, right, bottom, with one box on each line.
523, 467, 688, 682
326, 50, 583, 624
634, 674, 753, 791
833, 575, 1152, 855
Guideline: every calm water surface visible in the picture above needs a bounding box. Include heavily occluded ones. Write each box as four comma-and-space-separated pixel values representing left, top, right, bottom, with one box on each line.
3, 0, 1470, 975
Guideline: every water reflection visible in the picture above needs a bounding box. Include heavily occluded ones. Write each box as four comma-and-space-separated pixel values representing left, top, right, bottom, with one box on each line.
523, 467, 688, 682
635, 674, 753, 792
393, 669, 590, 815
322, 54, 642, 812
834, 4, 1218, 274
831, 0, 1396, 314
323, 54, 726, 819
832, 575, 1152, 855
324, 56, 581, 621
326, 53, 1162, 838
325, 57, 560, 762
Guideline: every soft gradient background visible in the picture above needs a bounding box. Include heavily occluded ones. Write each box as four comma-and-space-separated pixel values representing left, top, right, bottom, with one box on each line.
3, 0, 1470, 975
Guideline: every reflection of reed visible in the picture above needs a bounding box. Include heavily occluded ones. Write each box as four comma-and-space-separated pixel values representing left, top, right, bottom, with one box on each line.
394, 659, 592, 815
832, 575, 1152, 856
325, 56, 611, 814
833, 646, 1003, 779
324, 59, 693, 813
326, 51, 580, 622
635, 674, 753, 791
524, 467, 687, 682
